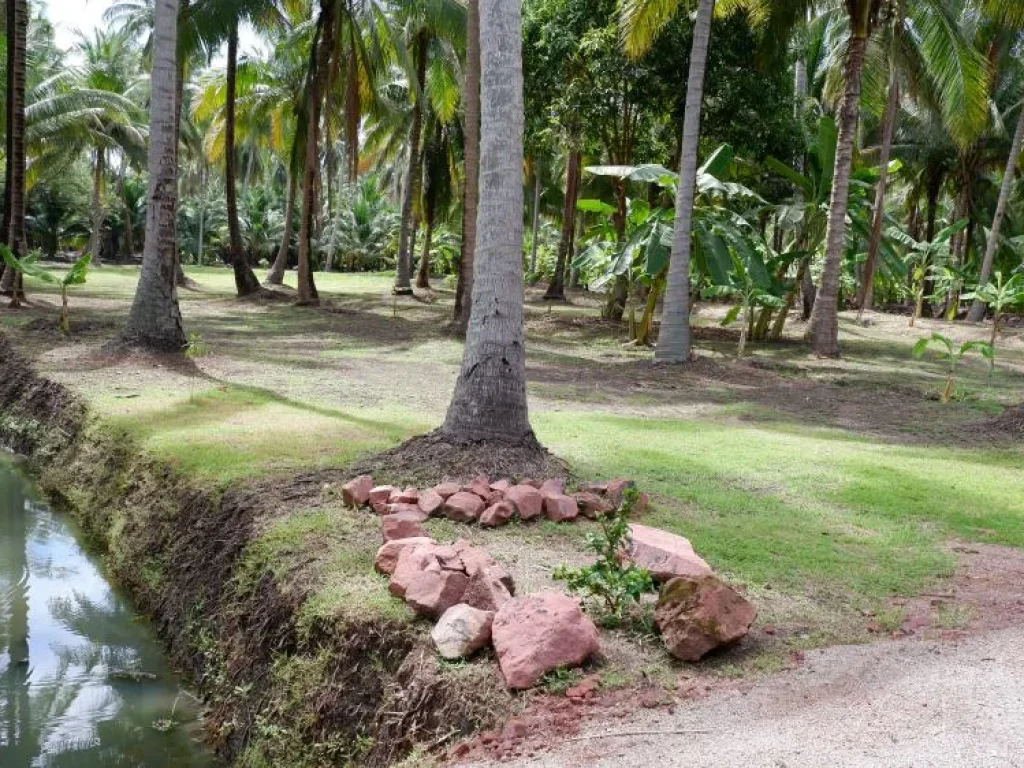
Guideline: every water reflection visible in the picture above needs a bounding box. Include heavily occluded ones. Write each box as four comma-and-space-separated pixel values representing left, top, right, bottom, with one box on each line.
0, 459, 217, 767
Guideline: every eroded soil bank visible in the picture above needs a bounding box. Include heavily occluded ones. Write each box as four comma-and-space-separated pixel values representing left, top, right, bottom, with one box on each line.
0, 333, 509, 767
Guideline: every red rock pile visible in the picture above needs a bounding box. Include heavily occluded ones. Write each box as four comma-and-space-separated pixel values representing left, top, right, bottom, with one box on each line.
341, 474, 649, 541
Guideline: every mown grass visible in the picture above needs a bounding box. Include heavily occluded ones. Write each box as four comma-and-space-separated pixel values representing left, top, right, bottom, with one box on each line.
534, 411, 1024, 602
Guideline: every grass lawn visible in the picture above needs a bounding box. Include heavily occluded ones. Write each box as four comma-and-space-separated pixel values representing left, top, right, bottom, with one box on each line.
4, 263, 1023, 668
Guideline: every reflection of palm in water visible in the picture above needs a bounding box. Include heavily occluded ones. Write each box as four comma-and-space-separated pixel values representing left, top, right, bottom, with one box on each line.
0, 464, 216, 767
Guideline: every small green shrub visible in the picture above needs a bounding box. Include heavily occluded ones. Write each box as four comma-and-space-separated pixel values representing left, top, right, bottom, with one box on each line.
553, 488, 655, 621
912, 332, 993, 403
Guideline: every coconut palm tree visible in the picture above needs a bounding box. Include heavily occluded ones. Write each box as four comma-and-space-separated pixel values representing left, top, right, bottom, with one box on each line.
118, 0, 187, 350
968, 1, 1024, 322
621, 0, 716, 362
453, 0, 479, 327
442, 0, 535, 443
392, 0, 466, 295
1, 0, 29, 305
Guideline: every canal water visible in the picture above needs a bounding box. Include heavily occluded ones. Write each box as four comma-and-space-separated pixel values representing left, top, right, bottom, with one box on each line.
0, 457, 218, 767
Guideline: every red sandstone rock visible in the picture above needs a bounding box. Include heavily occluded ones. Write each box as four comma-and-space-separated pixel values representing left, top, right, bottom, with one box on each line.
405, 569, 469, 618
491, 592, 600, 689
655, 575, 757, 661
538, 478, 566, 498
418, 488, 444, 516
544, 494, 579, 522
605, 478, 636, 507
490, 479, 512, 492
342, 475, 374, 507
389, 544, 441, 598
374, 537, 435, 575
574, 491, 612, 519
625, 524, 713, 582
391, 487, 419, 504
505, 484, 543, 521
461, 570, 513, 612
443, 492, 485, 522
381, 511, 428, 542
369, 485, 395, 514
454, 539, 515, 593
481, 500, 516, 527
433, 482, 462, 499
467, 475, 492, 499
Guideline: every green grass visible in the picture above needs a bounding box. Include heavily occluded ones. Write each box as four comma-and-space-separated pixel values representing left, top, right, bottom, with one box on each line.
534, 411, 1024, 601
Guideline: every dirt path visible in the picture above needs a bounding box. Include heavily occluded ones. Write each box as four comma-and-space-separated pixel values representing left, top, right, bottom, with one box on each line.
466, 627, 1024, 768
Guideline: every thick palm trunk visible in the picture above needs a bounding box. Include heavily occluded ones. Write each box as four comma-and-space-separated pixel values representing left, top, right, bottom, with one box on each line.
3, 0, 28, 304
225, 26, 262, 297
119, 0, 186, 351
857, 73, 899, 321
394, 32, 428, 296
0, 0, 13, 289
544, 149, 580, 300
454, 0, 480, 326
654, 0, 715, 362
298, 0, 335, 305
172, 0, 196, 291
88, 147, 105, 265
266, 168, 295, 285
808, 30, 868, 357
968, 97, 1024, 322
442, 0, 534, 443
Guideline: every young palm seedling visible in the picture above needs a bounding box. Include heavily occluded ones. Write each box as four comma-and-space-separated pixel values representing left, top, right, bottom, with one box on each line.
961, 272, 1024, 363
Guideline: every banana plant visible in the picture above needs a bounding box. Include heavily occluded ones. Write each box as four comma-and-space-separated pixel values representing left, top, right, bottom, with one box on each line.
912, 332, 993, 404
887, 218, 967, 327
1, 248, 91, 333
961, 271, 1024, 354
572, 144, 767, 345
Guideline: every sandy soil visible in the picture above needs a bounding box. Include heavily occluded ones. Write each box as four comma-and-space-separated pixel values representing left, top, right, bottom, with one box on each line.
465, 625, 1024, 768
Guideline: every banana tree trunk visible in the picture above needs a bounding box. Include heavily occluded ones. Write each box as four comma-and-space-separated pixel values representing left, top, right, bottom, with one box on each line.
298, 0, 335, 305
442, 0, 534, 444
654, 0, 715, 362
225, 25, 261, 297
808, 27, 869, 357
266, 168, 295, 285
968, 94, 1024, 322
544, 149, 580, 300
394, 32, 428, 296
454, 0, 480, 327
119, 0, 186, 350
857, 72, 899, 322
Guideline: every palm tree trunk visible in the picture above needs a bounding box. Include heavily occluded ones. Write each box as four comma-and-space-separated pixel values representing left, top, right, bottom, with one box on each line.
298, 0, 335, 305
0, 0, 13, 289
119, 0, 186, 351
121, 181, 135, 261
857, 73, 899, 322
529, 168, 541, 275
172, 0, 196, 291
394, 31, 428, 296
266, 167, 295, 285
344, 26, 360, 183
442, 0, 534, 444
416, 215, 433, 288
968, 97, 1024, 322
654, 0, 715, 362
454, 0, 480, 326
87, 147, 106, 265
544, 149, 580, 300
3, 0, 28, 305
808, 27, 869, 357
225, 25, 262, 297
